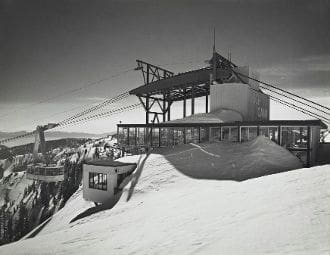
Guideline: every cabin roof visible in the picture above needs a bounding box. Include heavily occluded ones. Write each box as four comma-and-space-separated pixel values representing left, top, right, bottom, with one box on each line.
84, 159, 137, 167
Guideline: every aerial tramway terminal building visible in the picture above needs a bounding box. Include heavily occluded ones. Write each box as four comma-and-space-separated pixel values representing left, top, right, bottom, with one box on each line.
117, 51, 327, 167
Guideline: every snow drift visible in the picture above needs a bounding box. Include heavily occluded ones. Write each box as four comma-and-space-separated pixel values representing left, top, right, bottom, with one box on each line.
155, 136, 303, 181
1, 137, 329, 254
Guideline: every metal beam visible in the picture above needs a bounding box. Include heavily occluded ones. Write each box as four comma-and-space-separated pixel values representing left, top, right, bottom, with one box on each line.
205, 94, 208, 113
145, 96, 149, 124
191, 86, 195, 115
183, 88, 186, 118
163, 94, 166, 122
167, 101, 172, 121
135, 60, 174, 86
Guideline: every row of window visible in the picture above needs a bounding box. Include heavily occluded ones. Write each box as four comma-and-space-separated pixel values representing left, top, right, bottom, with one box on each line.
27, 167, 64, 176
89, 172, 107, 191
118, 125, 313, 166
119, 126, 310, 147
118, 127, 209, 147
215, 126, 308, 148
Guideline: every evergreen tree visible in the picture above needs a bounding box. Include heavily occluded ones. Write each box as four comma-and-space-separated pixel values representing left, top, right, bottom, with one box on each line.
16, 202, 29, 239
4, 189, 10, 204
40, 182, 49, 207
0, 207, 4, 244
6, 212, 13, 242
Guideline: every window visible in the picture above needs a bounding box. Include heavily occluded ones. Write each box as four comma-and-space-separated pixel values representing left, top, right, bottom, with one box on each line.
152, 128, 160, 147
281, 126, 308, 148
222, 126, 238, 142
128, 128, 136, 146
200, 127, 208, 143
160, 128, 173, 147
221, 127, 229, 141
230, 127, 238, 142
118, 127, 129, 146
89, 172, 107, 191
174, 128, 184, 145
136, 128, 145, 145
192, 127, 199, 143
185, 127, 193, 143
210, 127, 220, 141
240, 126, 257, 142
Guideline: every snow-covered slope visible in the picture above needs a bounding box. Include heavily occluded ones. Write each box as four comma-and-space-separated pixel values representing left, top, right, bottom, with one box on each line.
1, 138, 329, 255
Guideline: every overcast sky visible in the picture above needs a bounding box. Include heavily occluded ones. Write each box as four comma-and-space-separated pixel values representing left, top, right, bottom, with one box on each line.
0, 0, 329, 133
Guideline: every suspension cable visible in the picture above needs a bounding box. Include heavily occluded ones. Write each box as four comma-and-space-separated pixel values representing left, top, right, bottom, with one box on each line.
58, 91, 130, 126
52, 103, 142, 130
0, 68, 135, 120
245, 85, 330, 124
234, 71, 330, 111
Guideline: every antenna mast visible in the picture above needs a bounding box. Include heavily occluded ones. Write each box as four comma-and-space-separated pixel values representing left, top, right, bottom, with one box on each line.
212, 28, 217, 84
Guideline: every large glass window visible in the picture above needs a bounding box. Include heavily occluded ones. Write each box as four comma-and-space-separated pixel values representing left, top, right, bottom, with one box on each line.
269, 127, 278, 143
200, 127, 208, 143
192, 127, 199, 143
240, 126, 257, 142
259, 126, 278, 143
185, 127, 193, 143
89, 172, 107, 191
128, 128, 136, 146
249, 127, 258, 140
174, 128, 184, 145
240, 127, 249, 142
221, 126, 239, 142
118, 127, 129, 145
281, 126, 308, 148
230, 127, 239, 142
160, 128, 173, 147
259, 126, 269, 137
210, 127, 220, 141
136, 128, 145, 145
151, 128, 160, 147
221, 127, 230, 141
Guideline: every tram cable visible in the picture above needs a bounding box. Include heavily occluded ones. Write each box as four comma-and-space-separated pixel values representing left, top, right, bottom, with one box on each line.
58, 91, 130, 126
234, 70, 330, 112
245, 84, 330, 124
51, 103, 142, 130
0, 68, 135, 120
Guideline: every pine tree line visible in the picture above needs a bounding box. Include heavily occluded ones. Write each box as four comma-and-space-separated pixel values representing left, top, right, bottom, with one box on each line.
0, 158, 83, 246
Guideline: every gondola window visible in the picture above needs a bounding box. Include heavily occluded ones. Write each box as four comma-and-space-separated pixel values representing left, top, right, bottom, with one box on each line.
89, 172, 107, 191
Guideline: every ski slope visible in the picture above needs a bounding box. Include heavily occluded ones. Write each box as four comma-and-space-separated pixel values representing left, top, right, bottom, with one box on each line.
1, 137, 329, 255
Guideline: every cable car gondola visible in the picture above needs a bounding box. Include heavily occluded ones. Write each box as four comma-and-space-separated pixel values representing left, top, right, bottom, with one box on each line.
26, 124, 65, 182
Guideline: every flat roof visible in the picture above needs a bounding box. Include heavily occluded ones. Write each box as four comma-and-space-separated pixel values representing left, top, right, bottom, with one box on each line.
84, 159, 137, 167
117, 119, 327, 129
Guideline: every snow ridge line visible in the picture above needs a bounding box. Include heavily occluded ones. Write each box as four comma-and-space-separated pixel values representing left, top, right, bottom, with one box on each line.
188, 143, 221, 158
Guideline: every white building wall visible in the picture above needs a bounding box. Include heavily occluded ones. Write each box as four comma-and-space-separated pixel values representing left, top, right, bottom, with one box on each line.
210, 83, 250, 118
82, 163, 136, 204
83, 165, 116, 204
210, 66, 269, 121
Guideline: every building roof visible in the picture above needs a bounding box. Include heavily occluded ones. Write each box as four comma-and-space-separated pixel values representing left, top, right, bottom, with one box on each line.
129, 68, 231, 96
118, 119, 328, 129
84, 159, 137, 167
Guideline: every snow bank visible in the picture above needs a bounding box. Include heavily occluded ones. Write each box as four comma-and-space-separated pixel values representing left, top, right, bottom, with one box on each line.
1, 139, 329, 255
154, 136, 302, 181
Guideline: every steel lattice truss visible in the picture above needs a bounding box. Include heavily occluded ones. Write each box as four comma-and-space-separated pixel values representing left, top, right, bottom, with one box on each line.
130, 52, 242, 124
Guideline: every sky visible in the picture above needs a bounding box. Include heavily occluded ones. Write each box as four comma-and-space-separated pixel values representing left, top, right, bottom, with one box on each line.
0, 0, 329, 133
